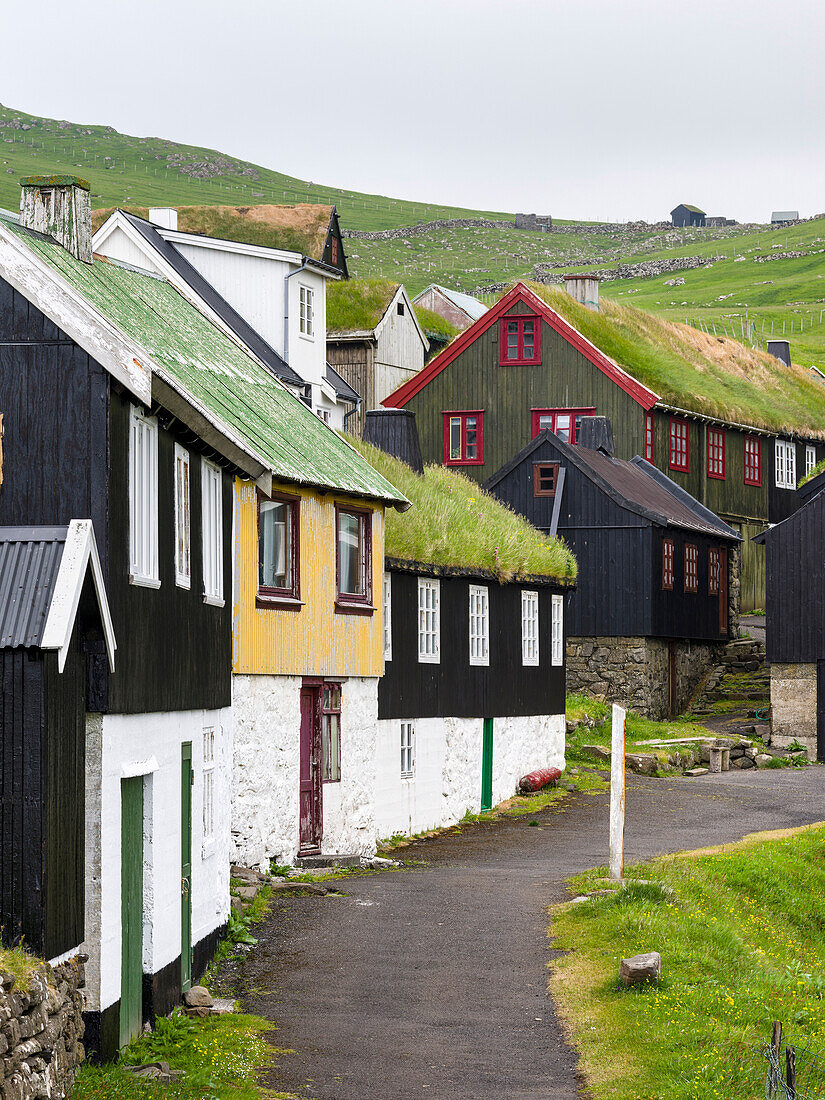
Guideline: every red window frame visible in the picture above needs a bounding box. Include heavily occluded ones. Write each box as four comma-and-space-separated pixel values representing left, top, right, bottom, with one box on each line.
684, 544, 698, 594
644, 413, 655, 462
669, 418, 689, 472
708, 548, 720, 595
442, 411, 484, 466
499, 315, 541, 366
662, 539, 674, 591
533, 462, 560, 497
744, 435, 762, 486
707, 428, 726, 480
531, 407, 595, 445
335, 504, 374, 614
257, 490, 301, 610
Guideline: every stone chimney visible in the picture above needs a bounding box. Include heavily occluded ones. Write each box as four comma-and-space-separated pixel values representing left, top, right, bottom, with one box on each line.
564, 273, 600, 312
148, 208, 178, 231
578, 415, 615, 456
363, 408, 423, 473
19, 175, 92, 263
767, 339, 791, 367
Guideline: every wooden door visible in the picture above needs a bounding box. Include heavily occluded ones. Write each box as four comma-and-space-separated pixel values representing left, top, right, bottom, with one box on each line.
181, 743, 193, 993
481, 718, 494, 812
120, 777, 144, 1048
299, 687, 322, 854
718, 547, 729, 635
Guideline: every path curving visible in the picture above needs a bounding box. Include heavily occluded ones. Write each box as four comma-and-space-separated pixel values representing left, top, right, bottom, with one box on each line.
239, 767, 825, 1100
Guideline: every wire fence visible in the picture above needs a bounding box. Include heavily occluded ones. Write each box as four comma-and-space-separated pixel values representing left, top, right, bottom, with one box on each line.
764, 1024, 823, 1099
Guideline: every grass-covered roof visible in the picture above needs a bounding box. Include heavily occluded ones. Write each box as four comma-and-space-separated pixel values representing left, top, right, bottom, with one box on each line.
92, 203, 333, 259
326, 278, 398, 334
524, 283, 825, 439
348, 439, 577, 584
413, 303, 461, 341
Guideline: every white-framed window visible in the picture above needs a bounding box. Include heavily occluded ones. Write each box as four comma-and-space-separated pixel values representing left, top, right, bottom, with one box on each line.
775, 439, 796, 489
806, 445, 817, 477
201, 458, 224, 604
202, 726, 215, 842
521, 590, 539, 666
551, 594, 564, 667
400, 721, 415, 778
383, 572, 392, 660
468, 584, 489, 666
299, 285, 314, 337
129, 405, 159, 587
174, 444, 191, 588
418, 578, 440, 663
316, 407, 331, 424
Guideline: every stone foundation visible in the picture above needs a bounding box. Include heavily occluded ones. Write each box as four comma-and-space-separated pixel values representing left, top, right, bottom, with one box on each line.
770, 663, 816, 756
566, 636, 725, 719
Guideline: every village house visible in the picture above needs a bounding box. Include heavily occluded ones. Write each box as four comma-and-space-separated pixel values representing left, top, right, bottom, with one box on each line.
92, 203, 356, 427
483, 416, 740, 717
381, 280, 825, 613
412, 283, 488, 333
324, 279, 430, 436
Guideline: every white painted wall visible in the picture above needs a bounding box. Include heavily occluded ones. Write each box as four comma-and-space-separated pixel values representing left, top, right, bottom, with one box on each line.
232, 674, 379, 869
94, 225, 164, 273
82, 707, 232, 1014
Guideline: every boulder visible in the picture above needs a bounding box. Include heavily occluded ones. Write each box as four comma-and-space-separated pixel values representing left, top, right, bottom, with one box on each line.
626, 754, 658, 776
685, 767, 708, 777
620, 951, 661, 986
755, 754, 772, 768
182, 986, 213, 1009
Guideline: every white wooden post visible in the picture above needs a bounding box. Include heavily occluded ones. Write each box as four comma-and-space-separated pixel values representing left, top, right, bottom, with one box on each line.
609, 704, 626, 880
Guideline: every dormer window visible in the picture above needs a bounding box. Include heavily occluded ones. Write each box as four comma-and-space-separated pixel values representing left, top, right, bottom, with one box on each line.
299, 286, 314, 337
500, 316, 541, 365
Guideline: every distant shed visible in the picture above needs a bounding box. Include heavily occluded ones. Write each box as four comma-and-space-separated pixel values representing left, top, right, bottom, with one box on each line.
771, 211, 799, 224
413, 284, 487, 333
671, 204, 706, 228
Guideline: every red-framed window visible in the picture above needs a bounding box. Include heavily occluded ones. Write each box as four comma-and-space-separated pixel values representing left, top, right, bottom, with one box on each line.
532, 407, 595, 445
443, 411, 484, 466
500, 315, 541, 365
662, 539, 674, 591
684, 544, 698, 593
669, 418, 689, 472
708, 548, 720, 595
533, 462, 560, 497
744, 436, 762, 486
257, 490, 301, 608
644, 413, 655, 462
707, 428, 726, 480
335, 505, 373, 613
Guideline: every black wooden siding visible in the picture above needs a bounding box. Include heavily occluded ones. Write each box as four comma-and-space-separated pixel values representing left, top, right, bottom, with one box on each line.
379, 572, 566, 720
763, 491, 825, 664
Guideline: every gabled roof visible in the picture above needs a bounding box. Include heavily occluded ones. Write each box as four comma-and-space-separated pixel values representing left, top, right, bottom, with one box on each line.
483, 430, 740, 541
0, 520, 116, 672
0, 214, 406, 507
326, 279, 428, 350
413, 284, 488, 322
325, 362, 360, 404
672, 204, 705, 215
383, 281, 658, 411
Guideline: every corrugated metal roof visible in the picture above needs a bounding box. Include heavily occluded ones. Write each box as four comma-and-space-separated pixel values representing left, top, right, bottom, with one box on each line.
771, 211, 799, 221
2, 216, 405, 506
0, 527, 67, 648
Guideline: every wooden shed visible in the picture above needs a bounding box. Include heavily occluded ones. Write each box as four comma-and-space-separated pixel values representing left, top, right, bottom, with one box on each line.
671, 204, 706, 227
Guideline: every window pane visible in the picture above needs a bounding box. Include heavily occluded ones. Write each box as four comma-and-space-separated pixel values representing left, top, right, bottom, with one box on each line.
450, 417, 462, 460
465, 416, 477, 459
556, 414, 571, 442
539, 415, 552, 432
338, 512, 364, 595
259, 500, 291, 589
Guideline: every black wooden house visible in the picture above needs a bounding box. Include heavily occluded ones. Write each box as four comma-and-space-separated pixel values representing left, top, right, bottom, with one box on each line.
483, 418, 740, 717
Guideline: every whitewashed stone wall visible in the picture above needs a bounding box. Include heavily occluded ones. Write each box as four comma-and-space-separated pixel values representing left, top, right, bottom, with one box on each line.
82, 708, 232, 1016
771, 663, 816, 754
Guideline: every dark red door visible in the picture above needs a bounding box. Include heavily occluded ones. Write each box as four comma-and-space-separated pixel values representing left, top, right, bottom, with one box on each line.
718, 548, 728, 635
299, 687, 322, 853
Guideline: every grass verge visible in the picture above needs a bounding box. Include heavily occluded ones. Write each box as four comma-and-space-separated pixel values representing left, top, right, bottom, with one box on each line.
550, 823, 825, 1099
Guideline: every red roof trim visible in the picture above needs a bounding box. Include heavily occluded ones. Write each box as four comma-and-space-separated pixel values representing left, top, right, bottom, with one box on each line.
382, 282, 659, 411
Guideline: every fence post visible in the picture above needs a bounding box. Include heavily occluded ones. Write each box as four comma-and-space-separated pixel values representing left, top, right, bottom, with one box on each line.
768, 1021, 782, 1098
786, 1045, 796, 1100
609, 704, 626, 880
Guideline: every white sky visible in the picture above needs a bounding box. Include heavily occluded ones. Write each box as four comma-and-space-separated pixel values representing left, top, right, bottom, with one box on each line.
5, 0, 823, 223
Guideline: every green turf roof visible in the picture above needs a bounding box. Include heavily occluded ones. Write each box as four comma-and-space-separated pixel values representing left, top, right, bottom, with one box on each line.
1, 215, 404, 504
524, 283, 825, 439
326, 278, 399, 334
348, 439, 577, 584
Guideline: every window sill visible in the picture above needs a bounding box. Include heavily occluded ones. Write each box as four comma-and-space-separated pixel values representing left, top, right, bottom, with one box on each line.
469, 658, 490, 667
443, 458, 484, 467
418, 654, 440, 665
298, 331, 315, 342
130, 574, 161, 589
256, 594, 305, 612
322, 777, 341, 784
203, 594, 225, 608
707, 473, 726, 481
334, 601, 376, 616
175, 575, 191, 590
498, 357, 542, 367
401, 774, 415, 782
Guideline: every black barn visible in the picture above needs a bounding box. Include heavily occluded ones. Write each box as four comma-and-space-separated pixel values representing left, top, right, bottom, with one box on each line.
671, 204, 706, 227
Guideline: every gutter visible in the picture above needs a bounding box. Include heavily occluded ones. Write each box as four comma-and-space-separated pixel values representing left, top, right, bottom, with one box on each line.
343, 397, 362, 432
655, 401, 825, 444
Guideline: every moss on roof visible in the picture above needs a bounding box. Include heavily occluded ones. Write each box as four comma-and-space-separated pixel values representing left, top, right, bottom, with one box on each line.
348, 439, 577, 584
413, 303, 461, 341
523, 282, 825, 439
326, 278, 399, 334
800, 457, 825, 487
92, 203, 333, 259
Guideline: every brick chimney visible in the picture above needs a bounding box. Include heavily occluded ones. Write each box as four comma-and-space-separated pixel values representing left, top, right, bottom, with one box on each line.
564, 273, 600, 312
19, 175, 92, 263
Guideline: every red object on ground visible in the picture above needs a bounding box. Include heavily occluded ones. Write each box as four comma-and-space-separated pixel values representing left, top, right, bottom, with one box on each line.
518, 766, 562, 793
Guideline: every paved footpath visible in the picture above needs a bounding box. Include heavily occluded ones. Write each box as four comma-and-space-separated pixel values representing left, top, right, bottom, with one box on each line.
241, 767, 825, 1100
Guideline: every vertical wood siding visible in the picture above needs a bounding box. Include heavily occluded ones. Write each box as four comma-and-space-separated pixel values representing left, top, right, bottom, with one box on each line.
233, 480, 384, 677
764, 491, 825, 664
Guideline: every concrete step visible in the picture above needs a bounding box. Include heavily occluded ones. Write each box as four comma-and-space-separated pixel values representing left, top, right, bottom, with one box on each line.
295, 853, 362, 869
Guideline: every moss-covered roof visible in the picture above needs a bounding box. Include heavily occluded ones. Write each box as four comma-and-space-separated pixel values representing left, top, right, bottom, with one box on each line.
91, 203, 333, 259
413, 303, 461, 341
326, 278, 399, 334
524, 283, 825, 439
348, 439, 577, 584
2, 214, 404, 504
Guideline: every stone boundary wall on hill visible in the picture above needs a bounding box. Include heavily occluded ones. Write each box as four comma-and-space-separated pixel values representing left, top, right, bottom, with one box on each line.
0, 956, 85, 1099
343, 218, 514, 241
531, 254, 716, 286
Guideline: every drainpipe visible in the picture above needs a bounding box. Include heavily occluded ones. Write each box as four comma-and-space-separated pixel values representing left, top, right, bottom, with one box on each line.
284, 257, 311, 370
343, 398, 362, 434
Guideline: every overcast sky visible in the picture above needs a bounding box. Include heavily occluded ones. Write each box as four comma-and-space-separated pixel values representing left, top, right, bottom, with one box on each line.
5, 0, 823, 223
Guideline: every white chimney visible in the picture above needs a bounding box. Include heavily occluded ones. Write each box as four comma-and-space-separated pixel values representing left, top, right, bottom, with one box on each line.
148, 208, 178, 231
564, 273, 600, 312
19, 175, 92, 263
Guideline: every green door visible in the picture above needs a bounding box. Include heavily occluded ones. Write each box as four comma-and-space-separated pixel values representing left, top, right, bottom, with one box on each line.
481, 718, 494, 812
120, 777, 144, 1048
181, 743, 193, 993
